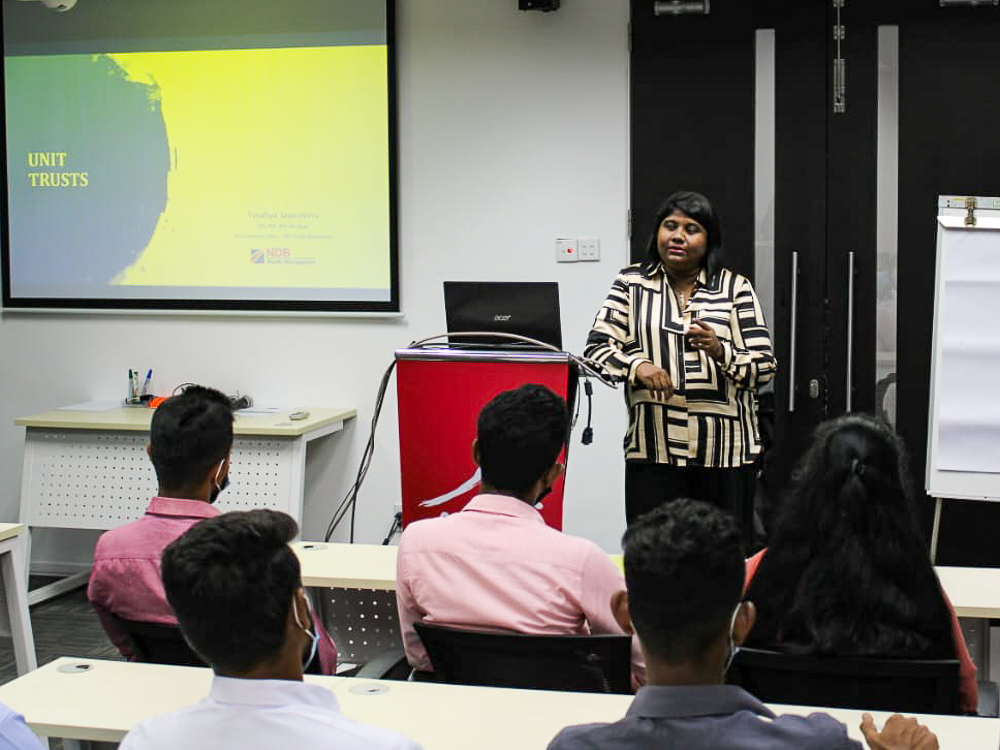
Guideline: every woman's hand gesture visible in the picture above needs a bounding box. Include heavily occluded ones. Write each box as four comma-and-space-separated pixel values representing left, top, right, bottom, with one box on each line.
635, 362, 674, 400
687, 320, 724, 361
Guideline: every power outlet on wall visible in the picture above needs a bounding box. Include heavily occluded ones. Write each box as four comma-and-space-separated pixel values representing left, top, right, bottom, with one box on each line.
555, 238, 578, 263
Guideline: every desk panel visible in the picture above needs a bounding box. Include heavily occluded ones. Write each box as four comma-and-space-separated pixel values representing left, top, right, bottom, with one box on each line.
21, 431, 297, 529
17, 408, 355, 532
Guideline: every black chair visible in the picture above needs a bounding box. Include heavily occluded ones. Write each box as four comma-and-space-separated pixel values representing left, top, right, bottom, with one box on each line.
413, 621, 631, 694
116, 618, 205, 667
729, 647, 961, 715
116, 617, 328, 674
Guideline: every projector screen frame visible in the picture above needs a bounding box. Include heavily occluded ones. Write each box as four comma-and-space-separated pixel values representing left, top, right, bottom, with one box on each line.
0, 0, 400, 315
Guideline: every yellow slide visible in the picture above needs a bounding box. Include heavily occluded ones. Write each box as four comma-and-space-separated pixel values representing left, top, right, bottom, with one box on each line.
109, 45, 390, 291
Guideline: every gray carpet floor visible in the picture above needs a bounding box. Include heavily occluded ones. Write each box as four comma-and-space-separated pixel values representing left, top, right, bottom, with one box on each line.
0, 580, 121, 687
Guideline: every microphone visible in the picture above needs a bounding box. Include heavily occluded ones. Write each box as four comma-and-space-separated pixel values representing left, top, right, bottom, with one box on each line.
582, 380, 594, 445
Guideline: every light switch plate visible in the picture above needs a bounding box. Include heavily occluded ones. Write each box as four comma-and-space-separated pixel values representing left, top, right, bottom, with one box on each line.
579, 237, 600, 261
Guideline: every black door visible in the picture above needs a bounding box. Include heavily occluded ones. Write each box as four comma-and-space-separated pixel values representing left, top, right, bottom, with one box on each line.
822, 2, 1000, 553
892, 4, 1000, 563
630, 0, 831, 532
630, 0, 1000, 546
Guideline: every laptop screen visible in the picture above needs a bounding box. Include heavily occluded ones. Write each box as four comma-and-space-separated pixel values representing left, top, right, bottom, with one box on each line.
443, 281, 562, 349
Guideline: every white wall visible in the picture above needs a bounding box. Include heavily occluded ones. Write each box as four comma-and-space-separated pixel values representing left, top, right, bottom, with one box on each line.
0, 0, 633, 571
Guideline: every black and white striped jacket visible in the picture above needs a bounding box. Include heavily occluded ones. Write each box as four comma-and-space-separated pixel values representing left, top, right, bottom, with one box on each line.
585, 263, 776, 468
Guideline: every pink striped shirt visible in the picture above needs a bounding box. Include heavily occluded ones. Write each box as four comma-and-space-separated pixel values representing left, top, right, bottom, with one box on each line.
396, 494, 645, 686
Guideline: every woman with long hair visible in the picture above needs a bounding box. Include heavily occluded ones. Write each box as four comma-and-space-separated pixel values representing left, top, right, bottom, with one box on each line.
744, 413, 978, 712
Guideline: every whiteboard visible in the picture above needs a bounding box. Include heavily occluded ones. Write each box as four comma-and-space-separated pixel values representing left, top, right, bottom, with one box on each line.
926, 211, 1000, 500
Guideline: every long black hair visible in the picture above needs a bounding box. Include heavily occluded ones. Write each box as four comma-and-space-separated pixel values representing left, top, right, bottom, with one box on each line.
744, 414, 954, 658
644, 190, 724, 280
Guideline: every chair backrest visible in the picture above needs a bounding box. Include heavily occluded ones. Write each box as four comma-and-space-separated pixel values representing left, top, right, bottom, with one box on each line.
413, 621, 631, 694
729, 647, 961, 714
114, 616, 326, 674
117, 618, 206, 667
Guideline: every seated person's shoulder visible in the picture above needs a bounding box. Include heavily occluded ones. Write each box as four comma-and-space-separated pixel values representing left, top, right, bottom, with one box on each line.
93, 518, 145, 560
0, 702, 44, 750
764, 711, 857, 748
550, 712, 855, 750
397, 514, 452, 549
123, 700, 422, 750
119, 709, 188, 749
547, 721, 621, 750
521, 529, 622, 584
325, 715, 422, 750
271, 700, 422, 750
563, 532, 618, 569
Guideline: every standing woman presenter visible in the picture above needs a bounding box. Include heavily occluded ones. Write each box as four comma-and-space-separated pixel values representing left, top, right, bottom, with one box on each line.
586, 191, 775, 539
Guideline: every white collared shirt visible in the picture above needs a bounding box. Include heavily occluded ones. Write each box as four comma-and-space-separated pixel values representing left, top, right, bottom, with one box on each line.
119, 676, 421, 750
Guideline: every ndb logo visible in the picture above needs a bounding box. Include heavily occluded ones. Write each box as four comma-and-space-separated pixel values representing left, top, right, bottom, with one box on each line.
250, 249, 264, 264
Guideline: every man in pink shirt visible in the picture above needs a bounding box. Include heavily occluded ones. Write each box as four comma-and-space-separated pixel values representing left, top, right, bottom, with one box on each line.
87, 384, 337, 674
396, 384, 644, 686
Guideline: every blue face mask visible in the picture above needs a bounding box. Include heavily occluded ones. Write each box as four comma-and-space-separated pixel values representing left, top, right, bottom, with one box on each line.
292, 593, 319, 671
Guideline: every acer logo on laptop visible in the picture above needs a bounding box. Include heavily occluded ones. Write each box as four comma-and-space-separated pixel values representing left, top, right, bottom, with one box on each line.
493, 314, 512, 322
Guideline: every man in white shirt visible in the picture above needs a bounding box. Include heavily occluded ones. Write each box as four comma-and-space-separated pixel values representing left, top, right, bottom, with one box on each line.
120, 509, 420, 750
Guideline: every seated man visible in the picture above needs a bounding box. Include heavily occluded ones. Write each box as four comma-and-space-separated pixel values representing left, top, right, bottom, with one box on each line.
547, 499, 939, 750
396, 384, 643, 684
0, 701, 45, 749
87, 385, 336, 673
120, 510, 420, 750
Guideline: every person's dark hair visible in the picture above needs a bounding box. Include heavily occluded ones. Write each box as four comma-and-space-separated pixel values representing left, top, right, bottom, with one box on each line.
161, 509, 301, 674
477, 384, 569, 498
149, 385, 234, 490
623, 498, 744, 662
644, 190, 723, 279
745, 414, 954, 658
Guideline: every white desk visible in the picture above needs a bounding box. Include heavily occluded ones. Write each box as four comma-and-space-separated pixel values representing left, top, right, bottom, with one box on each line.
0, 658, 995, 748
294, 541, 397, 589
936, 567, 1000, 620
935, 566, 1000, 682
0, 524, 36, 676
294, 544, 1000, 615
768, 703, 999, 748
16, 407, 355, 603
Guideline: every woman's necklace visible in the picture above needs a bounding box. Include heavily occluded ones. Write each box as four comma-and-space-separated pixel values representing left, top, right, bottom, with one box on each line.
672, 279, 695, 311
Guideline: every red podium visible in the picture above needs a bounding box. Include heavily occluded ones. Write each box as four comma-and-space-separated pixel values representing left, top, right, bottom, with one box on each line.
396, 348, 577, 530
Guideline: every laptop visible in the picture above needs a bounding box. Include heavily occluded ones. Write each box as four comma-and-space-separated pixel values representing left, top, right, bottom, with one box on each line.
443, 281, 562, 350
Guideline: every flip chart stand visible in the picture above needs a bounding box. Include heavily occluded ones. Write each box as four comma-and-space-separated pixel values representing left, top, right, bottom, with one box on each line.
927, 195, 1000, 563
